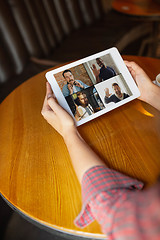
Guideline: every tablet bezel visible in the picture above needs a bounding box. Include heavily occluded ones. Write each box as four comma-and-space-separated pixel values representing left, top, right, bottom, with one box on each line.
45, 47, 140, 126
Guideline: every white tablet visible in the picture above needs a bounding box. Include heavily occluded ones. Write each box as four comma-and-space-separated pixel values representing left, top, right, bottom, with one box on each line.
46, 47, 140, 126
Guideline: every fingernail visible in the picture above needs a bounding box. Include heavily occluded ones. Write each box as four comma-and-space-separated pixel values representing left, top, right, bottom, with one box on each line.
47, 94, 53, 100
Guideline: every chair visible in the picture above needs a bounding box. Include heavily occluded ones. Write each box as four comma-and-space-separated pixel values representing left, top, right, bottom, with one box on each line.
0, 0, 151, 103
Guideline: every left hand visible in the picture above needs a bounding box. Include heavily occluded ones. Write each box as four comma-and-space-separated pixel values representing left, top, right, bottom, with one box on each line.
91, 64, 100, 77
74, 80, 84, 88
41, 82, 76, 139
105, 88, 111, 98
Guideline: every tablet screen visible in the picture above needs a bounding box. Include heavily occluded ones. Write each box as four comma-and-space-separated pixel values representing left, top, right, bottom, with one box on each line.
46, 48, 140, 126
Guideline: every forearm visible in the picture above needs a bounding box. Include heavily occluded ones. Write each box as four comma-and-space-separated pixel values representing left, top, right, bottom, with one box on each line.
104, 96, 110, 104
145, 83, 160, 111
64, 130, 106, 183
43, 83, 107, 184
96, 75, 101, 83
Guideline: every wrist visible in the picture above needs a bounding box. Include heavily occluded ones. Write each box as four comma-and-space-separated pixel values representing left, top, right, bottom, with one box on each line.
146, 83, 160, 111
63, 128, 80, 144
145, 82, 157, 104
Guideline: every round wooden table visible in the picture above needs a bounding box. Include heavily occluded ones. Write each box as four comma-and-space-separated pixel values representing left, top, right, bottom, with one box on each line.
112, 0, 160, 57
0, 56, 160, 239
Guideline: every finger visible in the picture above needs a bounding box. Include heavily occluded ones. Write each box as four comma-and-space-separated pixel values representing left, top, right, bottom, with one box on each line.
126, 65, 134, 73
41, 83, 53, 113
46, 82, 56, 100
124, 61, 138, 76
47, 97, 66, 116
124, 61, 140, 72
124, 60, 134, 67
46, 82, 53, 95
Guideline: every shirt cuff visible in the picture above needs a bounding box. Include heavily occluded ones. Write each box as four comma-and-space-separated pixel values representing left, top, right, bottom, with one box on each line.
74, 165, 144, 228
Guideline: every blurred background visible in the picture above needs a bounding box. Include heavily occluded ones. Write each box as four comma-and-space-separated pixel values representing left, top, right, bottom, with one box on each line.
0, 0, 160, 239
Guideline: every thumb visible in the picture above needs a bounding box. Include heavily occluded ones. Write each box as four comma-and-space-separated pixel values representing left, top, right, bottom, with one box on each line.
47, 97, 66, 116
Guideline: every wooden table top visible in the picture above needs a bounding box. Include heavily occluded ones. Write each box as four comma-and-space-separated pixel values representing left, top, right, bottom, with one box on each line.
112, 0, 160, 18
0, 56, 160, 239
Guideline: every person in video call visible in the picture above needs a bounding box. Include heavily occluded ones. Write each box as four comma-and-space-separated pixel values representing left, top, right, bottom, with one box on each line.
41, 61, 160, 239
91, 57, 116, 83
62, 69, 89, 97
74, 92, 94, 120
104, 82, 129, 104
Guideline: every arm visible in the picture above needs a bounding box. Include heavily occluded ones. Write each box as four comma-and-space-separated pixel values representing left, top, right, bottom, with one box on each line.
67, 83, 74, 95
62, 84, 72, 97
108, 66, 116, 76
65, 129, 106, 182
74, 80, 88, 89
125, 61, 160, 111
104, 96, 112, 104
74, 106, 85, 120
41, 78, 159, 238
41, 82, 106, 183
91, 64, 101, 83
104, 88, 112, 104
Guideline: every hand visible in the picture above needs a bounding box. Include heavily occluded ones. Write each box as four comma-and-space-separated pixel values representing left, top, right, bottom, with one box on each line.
67, 83, 73, 94
105, 88, 111, 98
124, 61, 153, 103
74, 80, 84, 89
74, 105, 82, 121
41, 82, 76, 139
91, 64, 100, 78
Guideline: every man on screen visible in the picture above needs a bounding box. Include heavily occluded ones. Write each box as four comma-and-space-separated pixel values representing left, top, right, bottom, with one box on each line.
62, 70, 89, 97
74, 93, 94, 120
92, 58, 116, 83
104, 83, 129, 104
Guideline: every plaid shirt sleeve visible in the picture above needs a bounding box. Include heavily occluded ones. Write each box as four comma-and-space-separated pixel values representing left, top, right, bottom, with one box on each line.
74, 165, 160, 239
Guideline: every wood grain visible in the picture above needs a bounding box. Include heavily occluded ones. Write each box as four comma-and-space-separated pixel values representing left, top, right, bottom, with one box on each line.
0, 56, 160, 238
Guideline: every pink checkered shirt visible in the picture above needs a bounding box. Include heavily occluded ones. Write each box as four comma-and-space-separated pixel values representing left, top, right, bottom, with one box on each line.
74, 165, 160, 239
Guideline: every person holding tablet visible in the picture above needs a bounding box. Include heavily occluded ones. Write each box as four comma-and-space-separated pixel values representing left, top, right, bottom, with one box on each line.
41, 61, 160, 239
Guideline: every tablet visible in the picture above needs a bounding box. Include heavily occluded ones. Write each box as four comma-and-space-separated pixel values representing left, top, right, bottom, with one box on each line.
46, 47, 140, 126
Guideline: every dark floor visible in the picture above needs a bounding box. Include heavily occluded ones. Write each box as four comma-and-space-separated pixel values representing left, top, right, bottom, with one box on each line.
0, 195, 102, 240
3, 210, 68, 240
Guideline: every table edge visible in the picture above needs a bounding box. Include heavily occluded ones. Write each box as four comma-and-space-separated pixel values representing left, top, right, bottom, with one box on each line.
0, 193, 106, 239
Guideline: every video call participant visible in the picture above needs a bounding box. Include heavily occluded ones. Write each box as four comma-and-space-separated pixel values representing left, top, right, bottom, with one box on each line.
104, 83, 129, 104
62, 70, 89, 97
92, 57, 116, 83
74, 92, 94, 120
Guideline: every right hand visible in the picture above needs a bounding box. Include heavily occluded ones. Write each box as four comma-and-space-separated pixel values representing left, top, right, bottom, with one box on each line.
74, 104, 81, 121
105, 88, 110, 98
74, 80, 84, 89
124, 61, 153, 103
67, 83, 73, 94
91, 64, 100, 77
